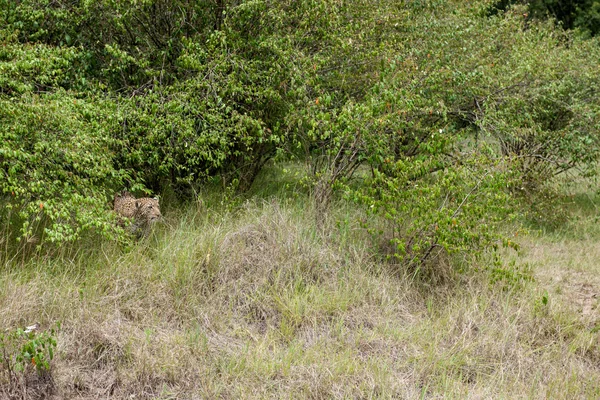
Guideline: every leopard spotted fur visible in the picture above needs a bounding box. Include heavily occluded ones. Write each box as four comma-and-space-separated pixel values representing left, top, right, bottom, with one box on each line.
114, 191, 162, 236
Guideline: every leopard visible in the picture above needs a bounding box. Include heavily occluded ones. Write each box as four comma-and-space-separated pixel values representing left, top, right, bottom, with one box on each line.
114, 191, 162, 236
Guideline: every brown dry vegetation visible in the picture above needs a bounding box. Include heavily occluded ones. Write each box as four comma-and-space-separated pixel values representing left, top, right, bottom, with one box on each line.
2, 176, 600, 399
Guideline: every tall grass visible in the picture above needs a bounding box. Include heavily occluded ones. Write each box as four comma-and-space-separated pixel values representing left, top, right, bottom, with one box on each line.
1, 165, 600, 398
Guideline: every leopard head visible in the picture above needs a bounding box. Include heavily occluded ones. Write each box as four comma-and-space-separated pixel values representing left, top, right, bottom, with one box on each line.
134, 197, 162, 224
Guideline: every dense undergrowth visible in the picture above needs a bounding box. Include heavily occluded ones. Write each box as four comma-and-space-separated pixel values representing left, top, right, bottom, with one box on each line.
2, 0, 600, 255
2, 0, 600, 397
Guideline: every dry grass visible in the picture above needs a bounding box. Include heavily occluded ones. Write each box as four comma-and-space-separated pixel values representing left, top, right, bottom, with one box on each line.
2, 184, 600, 398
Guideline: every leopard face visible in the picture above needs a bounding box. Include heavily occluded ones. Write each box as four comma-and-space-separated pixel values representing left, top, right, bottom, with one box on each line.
114, 191, 162, 236
133, 198, 162, 224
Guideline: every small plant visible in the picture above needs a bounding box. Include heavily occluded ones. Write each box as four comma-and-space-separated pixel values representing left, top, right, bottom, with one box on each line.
532, 291, 551, 320
488, 258, 534, 291
0, 324, 59, 399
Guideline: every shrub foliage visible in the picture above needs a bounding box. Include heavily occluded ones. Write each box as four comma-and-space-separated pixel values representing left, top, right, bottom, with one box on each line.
1, 0, 599, 274
0, 93, 128, 243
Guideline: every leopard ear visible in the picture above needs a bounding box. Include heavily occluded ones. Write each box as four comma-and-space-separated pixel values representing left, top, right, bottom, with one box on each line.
135, 200, 141, 209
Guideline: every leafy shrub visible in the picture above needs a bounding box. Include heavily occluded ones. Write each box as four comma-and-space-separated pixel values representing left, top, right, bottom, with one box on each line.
393, 3, 600, 188
0, 324, 58, 399
303, 0, 600, 278
0, 0, 218, 89
490, 0, 600, 37
113, 3, 302, 193
114, 62, 284, 193
1, 0, 599, 259
0, 40, 85, 95
351, 151, 515, 280
0, 93, 130, 243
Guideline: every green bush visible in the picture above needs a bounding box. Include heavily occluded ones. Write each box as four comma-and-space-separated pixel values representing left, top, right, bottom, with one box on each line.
490, 0, 600, 37
114, 20, 297, 192
0, 93, 130, 243
0, 0, 218, 89
1, 0, 599, 257
0, 324, 58, 398
302, 0, 600, 276
0, 40, 86, 95
351, 150, 515, 278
